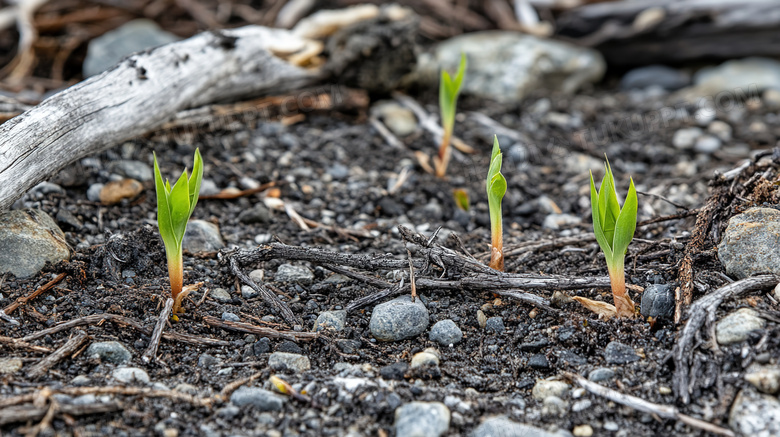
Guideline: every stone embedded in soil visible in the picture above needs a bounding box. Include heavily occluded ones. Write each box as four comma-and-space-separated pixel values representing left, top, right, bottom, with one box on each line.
85, 341, 132, 364
484, 317, 505, 334
268, 352, 311, 373
672, 127, 703, 150
238, 203, 272, 224
528, 354, 550, 370
429, 319, 463, 346
369, 294, 430, 342
275, 264, 314, 285
708, 120, 733, 141
112, 367, 150, 384
198, 353, 220, 369
86, 183, 104, 202
0, 209, 70, 279
221, 312, 240, 322
108, 160, 153, 182
336, 339, 360, 354
99, 179, 144, 205
588, 368, 615, 382
542, 396, 568, 417
603, 341, 640, 365
716, 308, 766, 345
372, 101, 418, 137
542, 213, 581, 230
419, 31, 605, 103
729, 387, 780, 437
229, 386, 285, 411
620, 65, 690, 91
693, 57, 780, 95
558, 350, 586, 367
252, 338, 271, 356
640, 284, 675, 320
380, 362, 408, 380
532, 380, 570, 400
470, 416, 567, 437
394, 401, 450, 437
183, 220, 225, 252
572, 424, 594, 437
0, 357, 23, 375
411, 348, 440, 368
745, 365, 780, 394
313, 310, 347, 332
694, 135, 721, 154
718, 208, 780, 279
211, 288, 232, 303
241, 285, 259, 299
276, 340, 303, 354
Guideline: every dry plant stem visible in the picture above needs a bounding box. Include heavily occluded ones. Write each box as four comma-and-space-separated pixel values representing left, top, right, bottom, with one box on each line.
0, 401, 120, 426
142, 298, 174, 363
3, 272, 67, 315
673, 274, 779, 404
20, 313, 229, 347
489, 232, 504, 271
219, 371, 265, 400
0, 336, 51, 353
202, 316, 319, 341
434, 130, 452, 178
0, 386, 213, 409
227, 254, 300, 326
28, 331, 89, 379
565, 372, 735, 437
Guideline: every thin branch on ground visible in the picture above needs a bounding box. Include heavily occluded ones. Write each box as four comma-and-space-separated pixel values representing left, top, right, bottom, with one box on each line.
28, 331, 89, 379
226, 254, 300, 326
3, 272, 67, 315
142, 298, 174, 363
202, 316, 320, 341
0, 386, 213, 409
565, 372, 735, 437
672, 274, 779, 404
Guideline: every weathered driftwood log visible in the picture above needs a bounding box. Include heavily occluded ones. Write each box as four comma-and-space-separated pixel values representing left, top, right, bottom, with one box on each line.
557, 0, 780, 66
0, 26, 321, 212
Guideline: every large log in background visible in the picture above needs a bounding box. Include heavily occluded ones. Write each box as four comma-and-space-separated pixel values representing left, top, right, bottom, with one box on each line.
0, 26, 321, 212
556, 0, 780, 67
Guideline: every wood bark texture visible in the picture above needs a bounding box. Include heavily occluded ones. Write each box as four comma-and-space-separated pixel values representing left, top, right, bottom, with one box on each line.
0, 26, 320, 211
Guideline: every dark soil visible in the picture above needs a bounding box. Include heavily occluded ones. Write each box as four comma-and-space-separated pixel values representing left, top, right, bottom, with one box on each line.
2, 84, 779, 437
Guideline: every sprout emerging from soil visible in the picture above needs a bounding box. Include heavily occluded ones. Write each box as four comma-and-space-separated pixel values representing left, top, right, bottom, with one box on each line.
589, 157, 637, 318
434, 53, 467, 178
153, 149, 203, 317
453, 188, 470, 211
486, 135, 507, 271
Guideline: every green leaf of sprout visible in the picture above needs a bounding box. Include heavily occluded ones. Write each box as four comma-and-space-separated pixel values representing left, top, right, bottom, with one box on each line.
590, 157, 637, 269
153, 149, 204, 258
486, 135, 506, 235
439, 53, 467, 135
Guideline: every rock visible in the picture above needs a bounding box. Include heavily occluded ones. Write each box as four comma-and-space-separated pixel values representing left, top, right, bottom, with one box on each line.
326, 163, 350, 180
745, 365, 780, 394
275, 264, 314, 285
182, 220, 225, 252
198, 353, 220, 369
729, 388, 780, 437
410, 348, 440, 368
199, 179, 220, 196
0, 209, 70, 278
718, 208, 780, 278
708, 121, 732, 142
394, 402, 450, 437
253, 338, 271, 355
99, 179, 143, 205
419, 31, 604, 103
336, 339, 361, 354
588, 368, 615, 382
268, 352, 311, 373
370, 294, 429, 341
241, 285, 259, 299
620, 65, 690, 91
221, 312, 240, 322
640, 284, 674, 320
572, 399, 592, 413
238, 203, 272, 224
56, 209, 83, 230
86, 183, 104, 202
604, 341, 640, 365
276, 340, 303, 354
380, 362, 408, 380
716, 308, 765, 345
672, 127, 703, 150
470, 416, 566, 437
313, 310, 347, 332
429, 319, 463, 346
694, 135, 721, 154
84, 19, 180, 76
558, 350, 586, 367
572, 424, 594, 437
542, 396, 568, 417
373, 101, 418, 137
109, 160, 153, 182
112, 367, 150, 384
174, 383, 198, 395
86, 341, 132, 364
542, 213, 581, 230
229, 386, 285, 411
692, 57, 780, 94
532, 379, 570, 400
71, 375, 91, 386
211, 288, 232, 303
528, 354, 550, 370
485, 317, 505, 334
0, 357, 23, 374
764, 88, 780, 110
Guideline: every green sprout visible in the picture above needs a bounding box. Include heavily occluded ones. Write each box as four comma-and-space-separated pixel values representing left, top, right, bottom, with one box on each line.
486, 136, 507, 271
590, 157, 637, 318
153, 149, 203, 317
434, 53, 467, 178
453, 188, 470, 211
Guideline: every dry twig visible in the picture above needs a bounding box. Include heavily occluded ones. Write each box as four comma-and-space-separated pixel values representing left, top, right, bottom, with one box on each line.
28, 331, 89, 379
142, 298, 174, 363
3, 272, 67, 315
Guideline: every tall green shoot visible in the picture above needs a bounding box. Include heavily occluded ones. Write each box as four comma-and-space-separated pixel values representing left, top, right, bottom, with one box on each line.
153, 149, 203, 316
589, 157, 637, 318
487, 136, 507, 271
434, 53, 467, 178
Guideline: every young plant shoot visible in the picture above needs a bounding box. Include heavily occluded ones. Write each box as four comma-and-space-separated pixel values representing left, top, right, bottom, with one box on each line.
434, 53, 467, 178
153, 149, 203, 317
486, 136, 507, 271
589, 158, 637, 318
